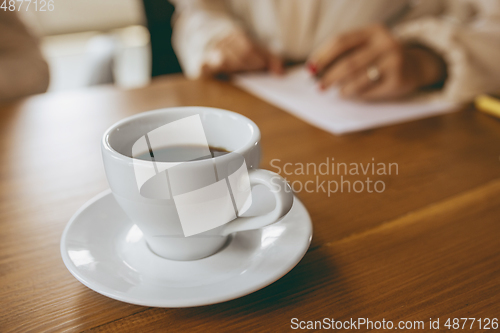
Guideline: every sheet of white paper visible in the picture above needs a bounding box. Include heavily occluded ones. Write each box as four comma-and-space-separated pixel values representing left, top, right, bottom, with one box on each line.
234, 67, 457, 135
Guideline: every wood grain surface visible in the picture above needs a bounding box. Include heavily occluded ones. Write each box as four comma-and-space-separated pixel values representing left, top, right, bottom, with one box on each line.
0, 75, 499, 332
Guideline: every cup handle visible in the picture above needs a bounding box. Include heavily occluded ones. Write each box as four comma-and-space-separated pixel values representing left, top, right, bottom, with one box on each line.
221, 169, 294, 236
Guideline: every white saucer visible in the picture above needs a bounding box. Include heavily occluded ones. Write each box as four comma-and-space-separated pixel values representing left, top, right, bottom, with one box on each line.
61, 187, 312, 307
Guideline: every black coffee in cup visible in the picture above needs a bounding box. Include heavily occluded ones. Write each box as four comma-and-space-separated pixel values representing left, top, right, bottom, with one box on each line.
133, 145, 230, 162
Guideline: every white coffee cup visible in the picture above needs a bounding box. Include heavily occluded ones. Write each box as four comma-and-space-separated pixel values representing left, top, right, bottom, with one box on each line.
101, 107, 294, 261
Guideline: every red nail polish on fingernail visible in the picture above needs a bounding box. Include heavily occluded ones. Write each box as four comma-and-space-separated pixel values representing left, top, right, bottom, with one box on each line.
307, 62, 317, 74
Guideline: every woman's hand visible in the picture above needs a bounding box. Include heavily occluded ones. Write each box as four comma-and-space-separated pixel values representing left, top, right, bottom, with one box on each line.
201, 30, 283, 77
307, 24, 447, 100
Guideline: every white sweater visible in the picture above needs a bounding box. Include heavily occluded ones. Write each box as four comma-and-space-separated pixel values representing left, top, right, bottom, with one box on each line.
171, 0, 500, 102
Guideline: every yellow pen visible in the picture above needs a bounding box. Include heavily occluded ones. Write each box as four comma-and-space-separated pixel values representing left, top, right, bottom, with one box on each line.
475, 94, 500, 119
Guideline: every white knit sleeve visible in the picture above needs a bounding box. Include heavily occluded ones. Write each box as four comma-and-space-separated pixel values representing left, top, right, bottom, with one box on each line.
170, 0, 241, 79
393, 0, 500, 102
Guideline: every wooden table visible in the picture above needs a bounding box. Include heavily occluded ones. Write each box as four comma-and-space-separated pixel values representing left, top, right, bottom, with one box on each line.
1, 75, 500, 332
